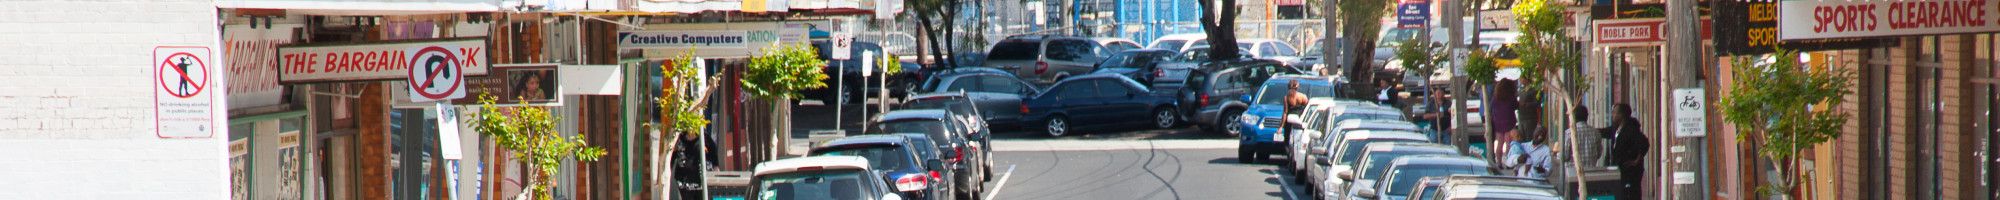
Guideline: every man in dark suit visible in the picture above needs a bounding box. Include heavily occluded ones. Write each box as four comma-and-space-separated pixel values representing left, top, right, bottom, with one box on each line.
1603, 104, 1649, 200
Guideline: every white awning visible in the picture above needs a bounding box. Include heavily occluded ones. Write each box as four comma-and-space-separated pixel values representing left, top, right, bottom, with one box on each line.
217, 0, 505, 14
635, 0, 788, 13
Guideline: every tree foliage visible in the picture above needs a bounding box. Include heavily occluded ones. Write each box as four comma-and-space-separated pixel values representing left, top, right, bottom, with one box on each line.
468, 93, 607, 200
742, 43, 830, 100
1718, 49, 1855, 197
1464, 50, 1498, 85
657, 52, 711, 138
1508, 0, 1584, 96
1395, 38, 1448, 80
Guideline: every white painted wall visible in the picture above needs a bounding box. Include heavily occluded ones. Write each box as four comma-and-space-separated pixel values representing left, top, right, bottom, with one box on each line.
0, 0, 227, 199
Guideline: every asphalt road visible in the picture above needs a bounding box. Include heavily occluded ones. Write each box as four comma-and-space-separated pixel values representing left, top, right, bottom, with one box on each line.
978, 140, 1309, 200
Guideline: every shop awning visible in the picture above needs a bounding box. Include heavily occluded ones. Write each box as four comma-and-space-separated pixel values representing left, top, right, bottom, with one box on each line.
636, 0, 789, 13
217, 0, 503, 14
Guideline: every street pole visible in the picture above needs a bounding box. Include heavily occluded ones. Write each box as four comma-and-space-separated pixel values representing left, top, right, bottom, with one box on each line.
1665, 0, 1707, 198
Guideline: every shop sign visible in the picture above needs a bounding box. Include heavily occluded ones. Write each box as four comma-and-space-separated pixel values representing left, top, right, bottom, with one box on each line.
155, 46, 217, 139
1397, 0, 1430, 29
629, 22, 813, 58
223, 24, 300, 110
1594, 18, 1665, 45
278, 38, 489, 83
1712, 0, 1878, 55
1777, 0, 2000, 40
1479, 10, 1516, 31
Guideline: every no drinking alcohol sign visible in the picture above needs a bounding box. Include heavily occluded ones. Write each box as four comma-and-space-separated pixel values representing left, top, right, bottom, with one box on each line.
154, 46, 216, 138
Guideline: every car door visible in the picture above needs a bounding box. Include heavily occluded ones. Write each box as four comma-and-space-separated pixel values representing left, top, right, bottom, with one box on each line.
1214, 68, 1255, 104
1092, 79, 1149, 126
1176, 70, 1211, 116
976, 74, 1034, 124
1053, 81, 1101, 125
1041, 39, 1096, 82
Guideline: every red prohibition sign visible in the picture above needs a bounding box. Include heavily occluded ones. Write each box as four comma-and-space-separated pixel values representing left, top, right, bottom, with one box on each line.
408, 46, 463, 100
157, 52, 208, 98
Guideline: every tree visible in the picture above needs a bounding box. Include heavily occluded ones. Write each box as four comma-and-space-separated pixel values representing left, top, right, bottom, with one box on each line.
648, 52, 716, 197
742, 43, 831, 100
1333, 0, 1391, 88
909, 0, 964, 68
1199, 0, 1243, 61
1394, 38, 1447, 105
1508, 0, 1585, 97
1718, 49, 1855, 198
468, 93, 608, 200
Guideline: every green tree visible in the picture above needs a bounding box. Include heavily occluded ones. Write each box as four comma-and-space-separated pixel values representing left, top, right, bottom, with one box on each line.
1463, 50, 1498, 85
648, 52, 716, 195
1718, 49, 1855, 198
1509, 0, 1585, 97
742, 43, 831, 100
1394, 38, 1448, 104
468, 94, 608, 200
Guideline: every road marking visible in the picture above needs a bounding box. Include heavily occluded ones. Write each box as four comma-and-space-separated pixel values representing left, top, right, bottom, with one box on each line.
1273, 171, 1300, 200
984, 165, 1017, 200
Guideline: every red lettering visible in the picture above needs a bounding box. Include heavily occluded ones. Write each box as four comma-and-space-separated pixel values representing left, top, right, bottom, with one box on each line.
457, 48, 481, 67
389, 50, 408, 71
305, 53, 318, 73
322, 52, 338, 73
283, 53, 298, 73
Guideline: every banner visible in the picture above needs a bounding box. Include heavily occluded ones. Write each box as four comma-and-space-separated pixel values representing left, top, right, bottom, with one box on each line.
278, 38, 489, 83
627, 22, 814, 58
1397, 1, 1430, 28
1712, 0, 1878, 55
1778, 0, 2000, 40
223, 24, 299, 110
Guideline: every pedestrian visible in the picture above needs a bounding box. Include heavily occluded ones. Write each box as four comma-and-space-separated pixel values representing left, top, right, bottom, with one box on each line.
1508, 127, 1551, 178
1605, 104, 1649, 200
671, 131, 708, 200
1281, 80, 1309, 143
1376, 79, 1401, 108
1567, 105, 1602, 197
1418, 88, 1451, 142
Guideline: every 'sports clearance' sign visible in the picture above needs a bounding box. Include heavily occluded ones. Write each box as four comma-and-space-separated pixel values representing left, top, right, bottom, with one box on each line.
1779, 0, 2000, 40
277, 38, 489, 83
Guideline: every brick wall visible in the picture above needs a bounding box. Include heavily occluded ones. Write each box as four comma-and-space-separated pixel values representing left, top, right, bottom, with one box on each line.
0, 0, 226, 199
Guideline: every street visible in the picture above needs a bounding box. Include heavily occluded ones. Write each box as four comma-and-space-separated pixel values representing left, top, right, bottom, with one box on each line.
977, 128, 1308, 200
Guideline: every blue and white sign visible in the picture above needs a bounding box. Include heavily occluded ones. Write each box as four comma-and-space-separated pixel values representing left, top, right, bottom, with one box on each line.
1397, 1, 1430, 28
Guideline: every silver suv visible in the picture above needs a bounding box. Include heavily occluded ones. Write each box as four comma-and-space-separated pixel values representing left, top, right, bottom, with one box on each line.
983, 35, 1138, 85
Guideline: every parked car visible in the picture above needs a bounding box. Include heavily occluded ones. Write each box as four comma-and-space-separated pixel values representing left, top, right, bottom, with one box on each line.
1176, 60, 1307, 135
984, 35, 1114, 85
908, 69, 1039, 130
1093, 37, 1143, 53
1309, 130, 1429, 196
890, 133, 984, 199
1235, 75, 1338, 163
1405, 177, 1449, 200
1286, 97, 1343, 176
1430, 175, 1560, 200
807, 135, 951, 200
870, 110, 987, 197
750, 156, 905, 200
1176, 46, 1255, 65
1237, 38, 1308, 67
1354, 155, 1494, 200
899, 93, 997, 179
1022, 74, 1181, 137
1148, 33, 1209, 52
1090, 49, 1188, 88
1326, 142, 1459, 200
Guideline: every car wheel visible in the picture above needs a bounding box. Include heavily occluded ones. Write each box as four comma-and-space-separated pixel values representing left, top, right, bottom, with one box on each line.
1256, 151, 1271, 162
1238, 145, 1254, 163
1045, 116, 1070, 137
1221, 109, 1244, 136
1152, 108, 1178, 129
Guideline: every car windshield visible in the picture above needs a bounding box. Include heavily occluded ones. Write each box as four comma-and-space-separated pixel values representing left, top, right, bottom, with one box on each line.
904, 99, 975, 116
1337, 139, 1415, 165
1417, 184, 1440, 199
1361, 151, 1449, 180
899, 134, 939, 159
1384, 165, 1490, 196
754, 169, 874, 200
1332, 113, 1403, 124
814, 146, 910, 171
988, 41, 1042, 60
1379, 29, 1420, 47
876, 120, 952, 145
1255, 82, 1332, 104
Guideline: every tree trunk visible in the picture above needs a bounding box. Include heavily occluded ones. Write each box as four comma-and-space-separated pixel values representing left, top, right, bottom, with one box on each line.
1199, 0, 1242, 61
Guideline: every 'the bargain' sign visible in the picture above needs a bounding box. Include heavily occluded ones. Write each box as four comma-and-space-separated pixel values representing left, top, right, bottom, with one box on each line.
278, 38, 489, 83
1779, 0, 2000, 40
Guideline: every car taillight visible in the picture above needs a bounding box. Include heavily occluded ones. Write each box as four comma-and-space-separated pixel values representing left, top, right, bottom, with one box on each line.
930, 171, 944, 180
1020, 103, 1031, 114
1199, 93, 1210, 107
894, 174, 929, 192
1035, 61, 1049, 74
1154, 69, 1165, 78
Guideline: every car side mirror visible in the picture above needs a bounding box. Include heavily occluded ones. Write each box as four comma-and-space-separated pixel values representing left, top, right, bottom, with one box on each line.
1309, 144, 1329, 155
1356, 188, 1378, 199
1338, 170, 1355, 181
882, 193, 904, 200
1240, 95, 1253, 103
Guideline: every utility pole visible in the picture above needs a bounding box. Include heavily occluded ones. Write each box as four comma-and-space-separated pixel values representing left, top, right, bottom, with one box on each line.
1664, 0, 1707, 198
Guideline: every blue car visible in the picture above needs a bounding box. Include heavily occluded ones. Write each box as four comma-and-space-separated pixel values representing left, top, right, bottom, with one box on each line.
1236, 75, 1338, 163
1022, 74, 1181, 137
